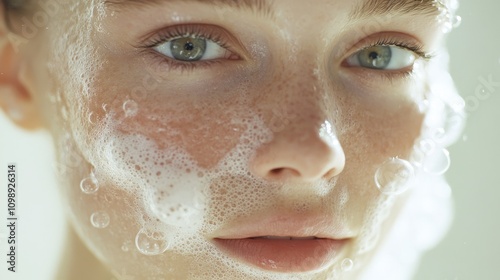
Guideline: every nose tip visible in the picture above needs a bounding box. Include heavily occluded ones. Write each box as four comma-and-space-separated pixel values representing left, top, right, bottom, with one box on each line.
251, 121, 346, 182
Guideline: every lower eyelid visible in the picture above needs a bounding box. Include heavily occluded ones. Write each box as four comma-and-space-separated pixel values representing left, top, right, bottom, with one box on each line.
343, 65, 416, 85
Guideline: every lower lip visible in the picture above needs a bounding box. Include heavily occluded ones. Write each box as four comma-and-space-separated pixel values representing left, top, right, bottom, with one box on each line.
213, 238, 348, 273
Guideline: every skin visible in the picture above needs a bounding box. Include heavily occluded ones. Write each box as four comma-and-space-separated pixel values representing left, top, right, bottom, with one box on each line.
0, 0, 452, 279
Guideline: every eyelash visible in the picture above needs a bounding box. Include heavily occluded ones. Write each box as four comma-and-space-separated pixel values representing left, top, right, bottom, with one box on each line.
140, 25, 234, 72
348, 37, 434, 81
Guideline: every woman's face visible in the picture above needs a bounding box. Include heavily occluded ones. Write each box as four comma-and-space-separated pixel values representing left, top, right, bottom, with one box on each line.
9, 0, 452, 278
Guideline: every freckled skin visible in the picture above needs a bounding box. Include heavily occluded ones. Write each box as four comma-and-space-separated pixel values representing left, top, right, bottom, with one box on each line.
0, 0, 449, 279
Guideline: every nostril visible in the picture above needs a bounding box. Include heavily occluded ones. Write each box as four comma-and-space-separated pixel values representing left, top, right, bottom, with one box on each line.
270, 168, 284, 175
323, 168, 339, 179
268, 168, 301, 179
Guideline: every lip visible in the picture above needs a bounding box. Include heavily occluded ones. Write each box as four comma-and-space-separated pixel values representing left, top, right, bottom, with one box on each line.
212, 215, 354, 272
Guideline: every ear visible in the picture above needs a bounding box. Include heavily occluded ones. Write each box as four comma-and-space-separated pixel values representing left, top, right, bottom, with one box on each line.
0, 4, 42, 130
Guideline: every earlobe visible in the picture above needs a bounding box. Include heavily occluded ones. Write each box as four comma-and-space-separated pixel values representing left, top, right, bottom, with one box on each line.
0, 13, 43, 130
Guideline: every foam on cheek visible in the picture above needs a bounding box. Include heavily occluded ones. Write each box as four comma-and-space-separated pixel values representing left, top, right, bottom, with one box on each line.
87, 107, 276, 249
95, 132, 207, 225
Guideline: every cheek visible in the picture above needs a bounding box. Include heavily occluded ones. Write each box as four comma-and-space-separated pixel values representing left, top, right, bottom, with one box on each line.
332, 95, 424, 217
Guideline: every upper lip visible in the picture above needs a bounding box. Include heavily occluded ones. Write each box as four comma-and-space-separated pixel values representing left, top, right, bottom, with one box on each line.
212, 213, 355, 240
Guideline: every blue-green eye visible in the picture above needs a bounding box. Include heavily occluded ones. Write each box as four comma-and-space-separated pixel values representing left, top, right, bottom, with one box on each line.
154, 35, 231, 62
346, 45, 417, 70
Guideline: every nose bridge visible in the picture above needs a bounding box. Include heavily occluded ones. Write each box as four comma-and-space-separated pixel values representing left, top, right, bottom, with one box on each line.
259, 57, 333, 135
250, 57, 346, 182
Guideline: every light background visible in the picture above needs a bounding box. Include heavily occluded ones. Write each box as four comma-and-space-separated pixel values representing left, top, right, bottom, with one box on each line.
0, 0, 499, 279
415, 0, 500, 279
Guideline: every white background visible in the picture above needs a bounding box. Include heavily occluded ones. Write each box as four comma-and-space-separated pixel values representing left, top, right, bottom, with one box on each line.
1, 0, 499, 279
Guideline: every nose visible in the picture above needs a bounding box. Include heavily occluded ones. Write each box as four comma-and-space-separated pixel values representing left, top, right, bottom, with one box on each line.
251, 118, 345, 182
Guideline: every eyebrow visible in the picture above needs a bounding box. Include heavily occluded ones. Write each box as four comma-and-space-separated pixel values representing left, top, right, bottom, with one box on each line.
104, 0, 274, 18
349, 0, 446, 20
104, 0, 446, 21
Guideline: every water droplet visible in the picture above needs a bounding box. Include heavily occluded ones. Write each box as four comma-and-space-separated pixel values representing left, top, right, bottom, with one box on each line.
432, 128, 446, 143
375, 158, 414, 195
410, 148, 426, 167
341, 258, 354, 272
417, 139, 436, 154
423, 148, 450, 175
88, 112, 97, 125
452, 15, 462, 28
121, 240, 132, 252
441, 23, 453, 33
123, 100, 138, 117
80, 178, 99, 194
7, 108, 22, 121
418, 99, 430, 113
104, 194, 113, 202
80, 170, 99, 194
435, 103, 465, 146
135, 229, 170, 255
61, 106, 68, 120
90, 211, 110, 228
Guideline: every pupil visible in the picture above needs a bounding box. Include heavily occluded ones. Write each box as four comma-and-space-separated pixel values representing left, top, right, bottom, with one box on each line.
184, 42, 194, 51
369, 52, 379, 60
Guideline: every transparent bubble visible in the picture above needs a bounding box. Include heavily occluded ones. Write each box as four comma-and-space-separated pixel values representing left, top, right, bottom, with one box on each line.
441, 21, 452, 33
417, 139, 436, 154
423, 148, 451, 175
341, 258, 354, 272
439, 105, 466, 146
121, 240, 132, 252
80, 178, 99, 194
88, 112, 97, 124
452, 15, 462, 28
80, 170, 99, 194
123, 100, 139, 118
431, 127, 447, 143
90, 211, 110, 229
135, 228, 170, 256
418, 99, 430, 114
375, 158, 414, 195
410, 148, 426, 168
7, 108, 22, 121
61, 106, 68, 121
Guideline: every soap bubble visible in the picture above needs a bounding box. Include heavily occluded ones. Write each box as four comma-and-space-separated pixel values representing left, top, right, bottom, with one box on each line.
88, 112, 97, 124
123, 100, 139, 118
121, 240, 132, 252
452, 15, 462, 28
341, 258, 354, 272
422, 148, 451, 175
135, 228, 170, 256
418, 99, 430, 114
375, 158, 414, 195
418, 139, 436, 154
80, 171, 99, 194
90, 211, 110, 229
410, 148, 426, 168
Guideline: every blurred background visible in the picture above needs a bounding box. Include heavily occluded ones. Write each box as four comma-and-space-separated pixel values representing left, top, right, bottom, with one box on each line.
0, 0, 499, 279
415, 0, 500, 279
